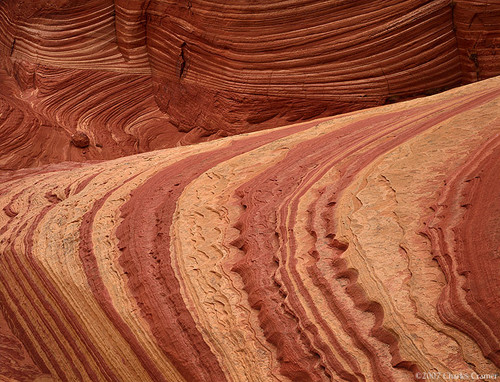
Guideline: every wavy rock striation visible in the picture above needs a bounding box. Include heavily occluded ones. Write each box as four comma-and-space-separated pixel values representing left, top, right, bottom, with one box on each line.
1, 0, 500, 170
1, 77, 499, 381
454, 0, 500, 82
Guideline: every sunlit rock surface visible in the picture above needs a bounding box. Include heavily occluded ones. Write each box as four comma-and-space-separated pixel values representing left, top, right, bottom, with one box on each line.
1, 77, 499, 381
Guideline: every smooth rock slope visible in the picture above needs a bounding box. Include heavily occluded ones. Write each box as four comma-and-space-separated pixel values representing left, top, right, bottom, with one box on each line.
1, 76, 499, 381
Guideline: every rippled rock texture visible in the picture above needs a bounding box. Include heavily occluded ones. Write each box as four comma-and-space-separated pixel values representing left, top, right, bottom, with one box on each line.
1, 76, 500, 381
1, 0, 500, 170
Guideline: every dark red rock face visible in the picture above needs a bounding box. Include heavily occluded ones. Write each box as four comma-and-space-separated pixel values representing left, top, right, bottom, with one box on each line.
1, 0, 500, 170
454, 0, 500, 82
146, 0, 462, 133
70, 132, 90, 148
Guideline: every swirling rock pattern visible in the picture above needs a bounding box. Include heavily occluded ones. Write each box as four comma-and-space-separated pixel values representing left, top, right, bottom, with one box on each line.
1, 0, 500, 170
1, 76, 500, 381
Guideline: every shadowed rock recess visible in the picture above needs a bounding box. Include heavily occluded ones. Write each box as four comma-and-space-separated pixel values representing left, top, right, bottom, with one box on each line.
1, 1, 500, 382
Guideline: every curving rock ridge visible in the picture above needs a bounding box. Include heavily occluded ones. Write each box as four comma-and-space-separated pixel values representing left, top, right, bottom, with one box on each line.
1, 76, 500, 381
2, 0, 500, 171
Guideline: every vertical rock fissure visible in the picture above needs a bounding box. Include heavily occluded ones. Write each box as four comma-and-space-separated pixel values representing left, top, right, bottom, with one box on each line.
179, 43, 187, 79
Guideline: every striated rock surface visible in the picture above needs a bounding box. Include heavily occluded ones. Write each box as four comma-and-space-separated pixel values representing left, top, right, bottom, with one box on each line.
1, 76, 500, 381
2, 0, 500, 170
454, 0, 500, 82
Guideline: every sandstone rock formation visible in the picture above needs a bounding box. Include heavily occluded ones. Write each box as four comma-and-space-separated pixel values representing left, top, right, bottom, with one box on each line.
1, 76, 499, 381
1, 0, 500, 170
70, 132, 90, 149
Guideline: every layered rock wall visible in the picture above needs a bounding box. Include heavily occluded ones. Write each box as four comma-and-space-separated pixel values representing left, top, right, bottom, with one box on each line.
1, 0, 500, 170
454, 0, 500, 82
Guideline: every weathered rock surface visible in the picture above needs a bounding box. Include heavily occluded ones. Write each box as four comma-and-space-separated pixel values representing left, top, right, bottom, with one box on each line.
1, 76, 499, 381
1, 0, 500, 170
70, 132, 90, 149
